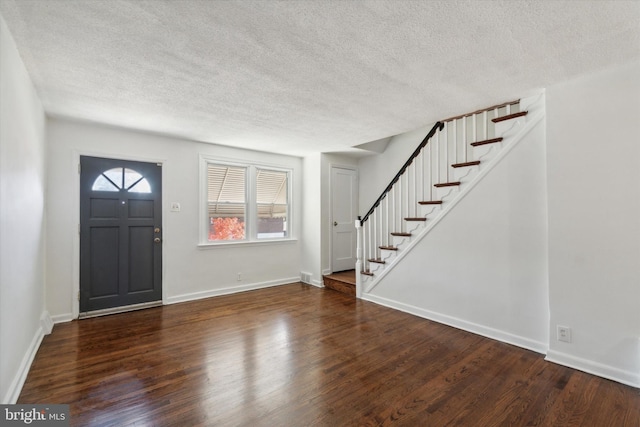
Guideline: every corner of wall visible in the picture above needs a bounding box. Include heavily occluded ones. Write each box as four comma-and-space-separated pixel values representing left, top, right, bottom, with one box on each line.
2, 310, 50, 404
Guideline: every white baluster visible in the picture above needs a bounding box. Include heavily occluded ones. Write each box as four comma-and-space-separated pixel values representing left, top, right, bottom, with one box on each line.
453, 119, 458, 166
444, 122, 449, 181
473, 113, 477, 144
391, 186, 396, 235
412, 160, 417, 217
483, 110, 488, 141
385, 194, 389, 247
435, 129, 440, 184
355, 218, 362, 296
398, 177, 402, 231
462, 116, 467, 162
405, 169, 409, 220
428, 141, 433, 200
420, 150, 425, 202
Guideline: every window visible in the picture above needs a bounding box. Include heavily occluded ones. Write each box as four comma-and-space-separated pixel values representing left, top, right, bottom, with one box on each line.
202, 159, 292, 244
92, 167, 151, 193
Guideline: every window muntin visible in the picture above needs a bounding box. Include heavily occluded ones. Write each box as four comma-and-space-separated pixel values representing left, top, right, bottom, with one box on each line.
91, 167, 151, 193
207, 164, 247, 241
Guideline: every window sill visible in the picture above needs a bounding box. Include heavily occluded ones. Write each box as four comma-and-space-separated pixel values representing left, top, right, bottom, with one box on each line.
197, 238, 298, 250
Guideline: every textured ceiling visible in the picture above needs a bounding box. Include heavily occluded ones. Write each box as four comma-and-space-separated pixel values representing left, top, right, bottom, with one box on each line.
1, 0, 639, 157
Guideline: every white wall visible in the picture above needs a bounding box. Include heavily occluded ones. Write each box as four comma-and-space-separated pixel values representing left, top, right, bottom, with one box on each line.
366, 117, 550, 353
546, 61, 640, 387
0, 15, 48, 403
301, 153, 322, 285
46, 118, 302, 319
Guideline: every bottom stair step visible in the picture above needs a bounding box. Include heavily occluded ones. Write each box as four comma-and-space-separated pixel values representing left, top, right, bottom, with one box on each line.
323, 270, 356, 296
361, 270, 374, 276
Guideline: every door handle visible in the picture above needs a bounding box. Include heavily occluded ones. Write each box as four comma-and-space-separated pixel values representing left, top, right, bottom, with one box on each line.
154, 237, 161, 243
334, 221, 338, 226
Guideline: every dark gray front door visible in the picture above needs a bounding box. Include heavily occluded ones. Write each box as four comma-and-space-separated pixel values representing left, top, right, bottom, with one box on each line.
80, 156, 162, 313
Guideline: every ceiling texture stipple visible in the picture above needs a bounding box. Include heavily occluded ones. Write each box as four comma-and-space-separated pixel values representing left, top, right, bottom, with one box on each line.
1, 0, 639, 157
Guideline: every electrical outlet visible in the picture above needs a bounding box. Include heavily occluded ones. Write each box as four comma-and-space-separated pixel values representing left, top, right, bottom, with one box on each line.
557, 325, 572, 343
170, 202, 181, 212
237, 273, 242, 281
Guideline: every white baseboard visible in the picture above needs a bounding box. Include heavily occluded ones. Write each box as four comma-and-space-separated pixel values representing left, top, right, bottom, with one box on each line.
363, 294, 548, 354
40, 311, 53, 334
2, 311, 51, 404
546, 350, 640, 389
165, 277, 300, 305
51, 313, 74, 324
310, 279, 323, 288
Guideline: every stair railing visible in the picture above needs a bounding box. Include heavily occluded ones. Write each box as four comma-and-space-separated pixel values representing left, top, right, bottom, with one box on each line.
355, 100, 520, 297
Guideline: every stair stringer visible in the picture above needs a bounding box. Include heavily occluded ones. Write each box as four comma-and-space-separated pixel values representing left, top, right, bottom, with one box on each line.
363, 95, 545, 294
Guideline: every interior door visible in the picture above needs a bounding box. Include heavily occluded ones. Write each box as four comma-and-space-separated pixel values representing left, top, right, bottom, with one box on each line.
80, 156, 162, 313
331, 167, 358, 272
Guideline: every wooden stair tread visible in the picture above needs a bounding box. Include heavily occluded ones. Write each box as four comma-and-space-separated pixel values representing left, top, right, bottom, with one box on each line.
379, 245, 398, 251
451, 161, 481, 168
368, 258, 386, 264
470, 137, 503, 147
361, 270, 374, 276
418, 200, 443, 205
405, 217, 427, 221
434, 182, 461, 188
390, 232, 411, 237
492, 111, 528, 123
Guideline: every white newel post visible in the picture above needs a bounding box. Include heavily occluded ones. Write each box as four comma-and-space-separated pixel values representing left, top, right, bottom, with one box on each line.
355, 217, 362, 298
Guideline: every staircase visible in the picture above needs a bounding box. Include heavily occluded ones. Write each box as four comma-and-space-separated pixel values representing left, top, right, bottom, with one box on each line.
356, 93, 544, 297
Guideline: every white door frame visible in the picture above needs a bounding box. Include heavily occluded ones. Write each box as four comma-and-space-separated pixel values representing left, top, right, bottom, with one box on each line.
71, 149, 167, 320
329, 164, 358, 273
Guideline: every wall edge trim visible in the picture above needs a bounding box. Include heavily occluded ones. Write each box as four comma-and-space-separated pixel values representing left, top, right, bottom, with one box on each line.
2, 317, 46, 403
362, 293, 548, 354
165, 277, 300, 305
545, 350, 639, 388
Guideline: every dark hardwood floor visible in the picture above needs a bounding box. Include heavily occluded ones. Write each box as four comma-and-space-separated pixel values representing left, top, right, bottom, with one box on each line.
19, 283, 640, 426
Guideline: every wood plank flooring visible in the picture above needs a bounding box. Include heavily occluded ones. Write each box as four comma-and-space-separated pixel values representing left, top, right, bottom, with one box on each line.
19, 283, 640, 426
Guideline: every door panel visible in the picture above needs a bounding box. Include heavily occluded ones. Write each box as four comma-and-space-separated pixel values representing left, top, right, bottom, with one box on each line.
89, 227, 120, 298
128, 226, 155, 293
80, 156, 162, 313
331, 167, 358, 272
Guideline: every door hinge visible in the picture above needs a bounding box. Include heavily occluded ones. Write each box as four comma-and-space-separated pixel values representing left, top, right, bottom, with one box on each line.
78, 163, 81, 174
77, 291, 80, 301
78, 224, 81, 234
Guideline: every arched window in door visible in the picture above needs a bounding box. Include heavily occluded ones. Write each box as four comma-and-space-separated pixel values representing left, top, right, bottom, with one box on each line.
91, 167, 152, 193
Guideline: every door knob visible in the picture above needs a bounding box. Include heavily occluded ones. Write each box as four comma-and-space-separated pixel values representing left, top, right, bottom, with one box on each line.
154, 227, 161, 233
154, 237, 161, 243
334, 221, 338, 226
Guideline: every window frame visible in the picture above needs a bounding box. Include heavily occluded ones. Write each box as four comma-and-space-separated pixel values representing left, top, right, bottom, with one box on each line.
199, 155, 294, 246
